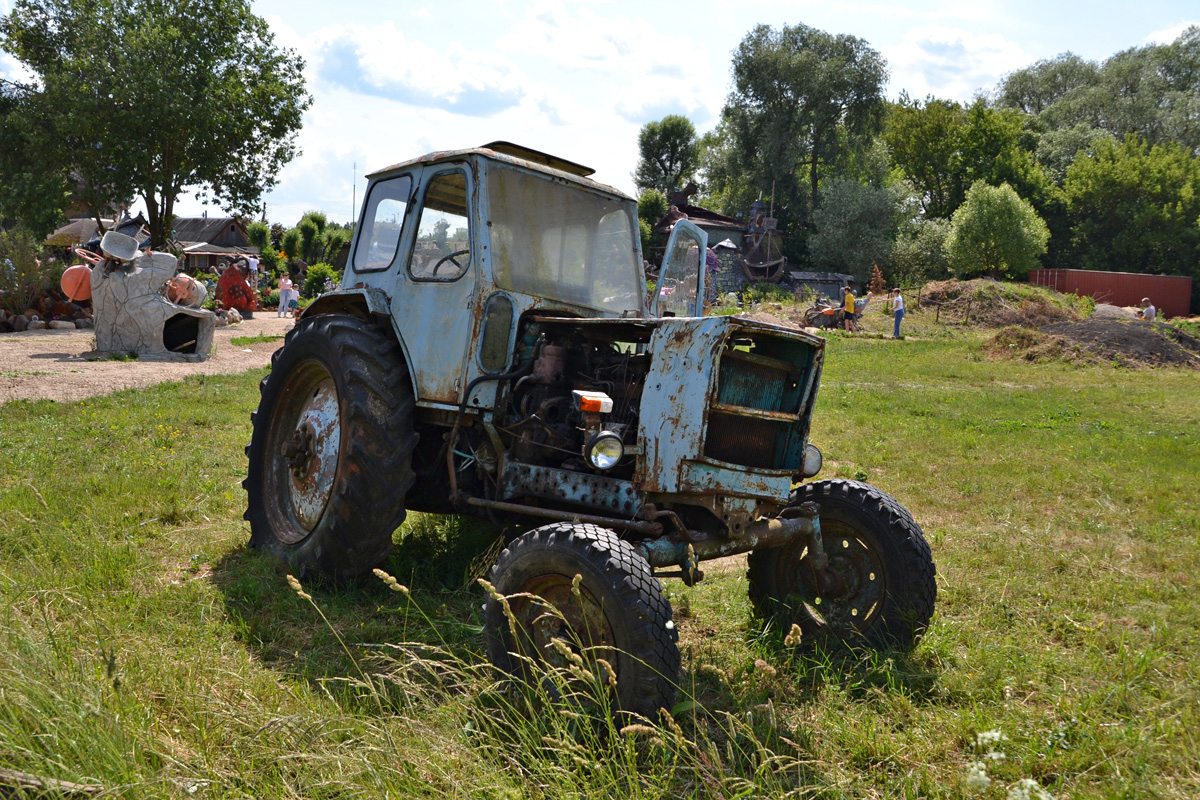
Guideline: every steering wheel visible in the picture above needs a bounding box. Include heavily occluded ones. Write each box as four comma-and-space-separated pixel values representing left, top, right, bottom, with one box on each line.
431, 249, 470, 276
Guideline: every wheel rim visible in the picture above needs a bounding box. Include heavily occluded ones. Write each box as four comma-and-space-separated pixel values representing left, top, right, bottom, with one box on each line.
785, 520, 886, 633
507, 574, 618, 682
266, 362, 342, 543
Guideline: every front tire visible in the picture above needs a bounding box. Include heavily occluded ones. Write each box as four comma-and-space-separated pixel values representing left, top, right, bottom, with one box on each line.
243, 314, 417, 578
748, 480, 936, 647
484, 523, 680, 717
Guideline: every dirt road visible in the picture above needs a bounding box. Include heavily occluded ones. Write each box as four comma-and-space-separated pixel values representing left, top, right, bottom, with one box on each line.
0, 314, 294, 405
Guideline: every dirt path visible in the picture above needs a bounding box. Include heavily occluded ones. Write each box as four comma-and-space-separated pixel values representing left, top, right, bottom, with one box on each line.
0, 314, 294, 405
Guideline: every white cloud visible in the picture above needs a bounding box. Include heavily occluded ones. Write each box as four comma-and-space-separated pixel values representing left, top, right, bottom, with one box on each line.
884, 25, 1033, 101
411, 7, 431, 19
309, 22, 525, 116
1144, 21, 1199, 45
497, 0, 699, 77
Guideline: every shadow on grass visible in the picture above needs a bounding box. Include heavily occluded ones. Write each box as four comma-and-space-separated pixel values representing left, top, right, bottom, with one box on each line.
680, 620, 942, 727
210, 514, 502, 695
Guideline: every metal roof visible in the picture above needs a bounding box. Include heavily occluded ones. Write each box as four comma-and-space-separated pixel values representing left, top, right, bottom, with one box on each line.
366, 143, 630, 200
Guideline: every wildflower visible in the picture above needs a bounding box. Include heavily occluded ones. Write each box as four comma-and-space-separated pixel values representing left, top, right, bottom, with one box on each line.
1007, 778, 1052, 800
975, 730, 1008, 748
753, 658, 777, 678
783, 623, 803, 647
964, 761, 991, 793
285, 574, 311, 601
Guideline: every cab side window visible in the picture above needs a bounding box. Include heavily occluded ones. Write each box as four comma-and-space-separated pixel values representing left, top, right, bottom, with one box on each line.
410, 170, 471, 281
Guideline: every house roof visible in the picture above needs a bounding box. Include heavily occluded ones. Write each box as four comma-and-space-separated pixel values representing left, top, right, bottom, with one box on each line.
170, 216, 248, 242
46, 218, 109, 247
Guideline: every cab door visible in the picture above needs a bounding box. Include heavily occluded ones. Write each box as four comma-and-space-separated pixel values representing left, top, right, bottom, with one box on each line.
651, 219, 708, 318
390, 165, 479, 404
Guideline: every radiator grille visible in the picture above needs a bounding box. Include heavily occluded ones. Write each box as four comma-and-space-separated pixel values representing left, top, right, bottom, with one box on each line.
705, 414, 777, 468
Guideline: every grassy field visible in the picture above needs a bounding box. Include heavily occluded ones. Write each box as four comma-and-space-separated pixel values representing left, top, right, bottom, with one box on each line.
0, 314, 1197, 798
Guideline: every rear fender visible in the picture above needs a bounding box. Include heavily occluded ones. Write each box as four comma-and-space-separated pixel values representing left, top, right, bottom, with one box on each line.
300, 288, 417, 398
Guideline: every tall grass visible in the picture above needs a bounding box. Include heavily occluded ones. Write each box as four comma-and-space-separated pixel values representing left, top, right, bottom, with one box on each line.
0, 331, 1197, 797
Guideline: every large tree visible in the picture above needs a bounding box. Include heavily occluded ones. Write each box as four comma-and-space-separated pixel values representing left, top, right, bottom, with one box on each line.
0, 0, 310, 246
885, 96, 1055, 217
710, 22, 887, 249
633, 115, 699, 196
807, 179, 898, 280
1063, 134, 1200, 304
996, 27, 1200, 155
0, 83, 70, 236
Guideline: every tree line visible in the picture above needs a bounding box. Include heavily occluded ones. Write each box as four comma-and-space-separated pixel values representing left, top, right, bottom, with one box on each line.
0, 0, 309, 248
634, 23, 1200, 309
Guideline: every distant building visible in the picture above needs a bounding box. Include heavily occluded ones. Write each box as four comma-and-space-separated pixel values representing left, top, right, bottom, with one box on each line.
171, 216, 260, 273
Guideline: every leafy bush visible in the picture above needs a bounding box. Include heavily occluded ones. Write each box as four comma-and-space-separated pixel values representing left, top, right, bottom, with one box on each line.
0, 228, 54, 314
890, 217, 951, 287
637, 189, 669, 223
742, 282, 795, 305
260, 290, 280, 308
946, 181, 1049, 279
302, 262, 339, 298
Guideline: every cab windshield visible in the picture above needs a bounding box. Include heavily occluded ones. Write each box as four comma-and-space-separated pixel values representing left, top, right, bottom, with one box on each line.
488, 166, 643, 315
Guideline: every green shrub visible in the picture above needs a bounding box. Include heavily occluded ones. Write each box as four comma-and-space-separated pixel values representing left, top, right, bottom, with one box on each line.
302, 262, 339, 298
946, 181, 1049, 279
0, 228, 54, 314
742, 281, 794, 305
260, 290, 280, 308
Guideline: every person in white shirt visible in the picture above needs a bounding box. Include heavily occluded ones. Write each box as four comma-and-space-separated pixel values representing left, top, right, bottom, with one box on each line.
1139, 297, 1156, 322
891, 288, 906, 338
247, 254, 260, 288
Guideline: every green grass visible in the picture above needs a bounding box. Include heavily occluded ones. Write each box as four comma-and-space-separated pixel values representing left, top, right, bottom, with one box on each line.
0, 333, 1197, 797
230, 334, 284, 346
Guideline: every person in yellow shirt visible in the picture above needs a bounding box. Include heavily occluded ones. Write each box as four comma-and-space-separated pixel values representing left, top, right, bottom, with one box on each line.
842, 286, 857, 331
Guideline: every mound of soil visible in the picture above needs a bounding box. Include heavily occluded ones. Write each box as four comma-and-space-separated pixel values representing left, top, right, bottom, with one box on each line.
922, 278, 1081, 329
1043, 318, 1200, 368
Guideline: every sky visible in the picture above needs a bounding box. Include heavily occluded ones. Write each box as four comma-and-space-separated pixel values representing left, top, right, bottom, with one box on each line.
2, 0, 1198, 226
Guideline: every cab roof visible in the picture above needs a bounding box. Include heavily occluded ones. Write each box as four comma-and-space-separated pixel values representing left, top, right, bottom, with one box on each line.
367, 141, 632, 200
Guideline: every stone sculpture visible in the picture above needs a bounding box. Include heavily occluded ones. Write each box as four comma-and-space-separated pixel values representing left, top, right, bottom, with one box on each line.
91, 231, 216, 361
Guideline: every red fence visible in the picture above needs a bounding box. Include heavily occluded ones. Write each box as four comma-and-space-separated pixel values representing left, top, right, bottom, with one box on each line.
1028, 269, 1193, 319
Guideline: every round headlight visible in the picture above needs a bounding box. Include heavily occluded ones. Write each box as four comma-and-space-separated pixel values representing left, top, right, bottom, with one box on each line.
801, 443, 823, 478
585, 431, 624, 470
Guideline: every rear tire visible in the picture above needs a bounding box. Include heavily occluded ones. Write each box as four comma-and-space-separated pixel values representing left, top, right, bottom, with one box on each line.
243, 314, 417, 578
485, 523, 680, 717
748, 480, 936, 647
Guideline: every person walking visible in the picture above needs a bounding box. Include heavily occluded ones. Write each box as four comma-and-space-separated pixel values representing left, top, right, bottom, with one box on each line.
891, 288, 905, 338
277, 274, 295, 317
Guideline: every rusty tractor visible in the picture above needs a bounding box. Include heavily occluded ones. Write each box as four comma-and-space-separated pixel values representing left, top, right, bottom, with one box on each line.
243, 142, 936, 716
